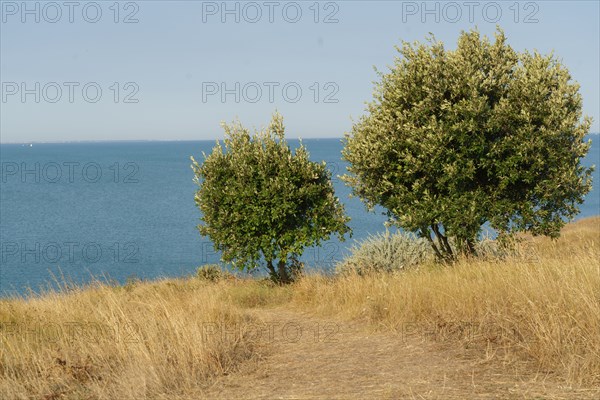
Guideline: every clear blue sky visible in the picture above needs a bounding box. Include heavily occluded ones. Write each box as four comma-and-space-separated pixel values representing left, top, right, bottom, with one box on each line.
1, 0, 598, 142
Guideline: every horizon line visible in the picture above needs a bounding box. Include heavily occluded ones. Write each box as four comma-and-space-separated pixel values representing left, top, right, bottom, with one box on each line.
2, 132, 598, 145
0, 137, 347, 145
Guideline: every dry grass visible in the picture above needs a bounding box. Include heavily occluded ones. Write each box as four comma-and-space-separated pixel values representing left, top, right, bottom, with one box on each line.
0, 278, 260, 399
1, 217, 598, 398
289, 217, 600, 386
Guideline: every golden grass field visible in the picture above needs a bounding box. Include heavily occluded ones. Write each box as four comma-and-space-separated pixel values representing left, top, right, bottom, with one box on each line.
1, 217, 598, 399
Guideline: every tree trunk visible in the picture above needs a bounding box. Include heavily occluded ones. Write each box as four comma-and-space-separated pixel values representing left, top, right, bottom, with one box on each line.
431, 223, 454, 261
421, 227, 443, 261
466, 238, 477, 256
432, 223, 454, 258
277, 259, 290, 284
441, 235, 453, 257
266, 260, 277, 281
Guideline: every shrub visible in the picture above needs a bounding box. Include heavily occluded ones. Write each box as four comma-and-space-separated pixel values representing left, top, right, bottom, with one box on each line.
196, 264, 225, 282
191, 112, 351, 283
472, 237, 507, 260
336, 231, 433, 275
336, 231, 507, 275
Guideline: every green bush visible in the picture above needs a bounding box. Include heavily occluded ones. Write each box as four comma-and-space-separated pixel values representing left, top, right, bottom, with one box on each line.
191, 112, 350, 283
336, 231, 433, 275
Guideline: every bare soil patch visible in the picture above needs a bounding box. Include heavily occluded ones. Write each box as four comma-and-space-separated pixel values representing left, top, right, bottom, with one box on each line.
204, 308, 598, 399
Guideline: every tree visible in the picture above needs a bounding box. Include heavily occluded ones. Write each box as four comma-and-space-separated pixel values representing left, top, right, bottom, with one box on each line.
342, 28, 593, 260
191, 112, 351, 282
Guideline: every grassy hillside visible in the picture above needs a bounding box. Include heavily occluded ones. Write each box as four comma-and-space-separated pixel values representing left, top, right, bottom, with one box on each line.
1, 217, 598, 399
289, 217, 600, 385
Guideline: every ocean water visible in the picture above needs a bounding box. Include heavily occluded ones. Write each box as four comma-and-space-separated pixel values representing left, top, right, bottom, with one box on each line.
1, 136, 598, 296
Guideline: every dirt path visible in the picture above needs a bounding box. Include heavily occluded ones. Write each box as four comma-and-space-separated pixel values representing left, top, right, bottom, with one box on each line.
204, 308, 598, 399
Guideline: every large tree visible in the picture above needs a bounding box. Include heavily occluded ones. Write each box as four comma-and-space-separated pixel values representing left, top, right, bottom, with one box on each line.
342, 28, 593, 260
192, 112, 350, 282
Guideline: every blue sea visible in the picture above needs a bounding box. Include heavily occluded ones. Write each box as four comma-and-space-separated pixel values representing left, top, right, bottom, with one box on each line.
1, 137, 598, 297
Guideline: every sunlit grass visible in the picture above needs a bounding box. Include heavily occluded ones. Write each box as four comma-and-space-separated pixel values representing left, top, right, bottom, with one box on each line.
0, 278, 258, 399
289, 217, 600, 385
1, 217, 598, 398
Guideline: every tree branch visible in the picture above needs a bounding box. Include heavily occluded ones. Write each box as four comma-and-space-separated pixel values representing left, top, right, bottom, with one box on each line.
266, 260, 276, 280
431, 223, 454, 259
421, 227, 443, 260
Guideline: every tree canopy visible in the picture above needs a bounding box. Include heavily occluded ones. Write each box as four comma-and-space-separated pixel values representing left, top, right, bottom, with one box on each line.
192, 112, 351, 282
342, 28, 593, 259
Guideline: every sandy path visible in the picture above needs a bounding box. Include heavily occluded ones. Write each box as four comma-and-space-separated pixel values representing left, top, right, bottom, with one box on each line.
203, 308, 598, 399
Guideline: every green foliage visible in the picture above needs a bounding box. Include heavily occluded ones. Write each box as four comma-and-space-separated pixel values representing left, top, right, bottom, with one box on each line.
336, 231, 433, 275
342, 27, 593, 260
191, 112, 351, 283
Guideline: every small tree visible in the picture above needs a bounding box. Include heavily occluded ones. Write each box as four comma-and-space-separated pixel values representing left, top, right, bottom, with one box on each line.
191, 112, 351, 283
342, 28, 593, 260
